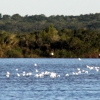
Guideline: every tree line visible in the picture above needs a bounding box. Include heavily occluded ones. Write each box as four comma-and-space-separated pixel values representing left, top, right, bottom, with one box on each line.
0, 13, 100, 32
0, 24, 100, 58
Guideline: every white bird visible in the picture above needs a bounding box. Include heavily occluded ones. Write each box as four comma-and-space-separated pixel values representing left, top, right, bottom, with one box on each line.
77, 68, 81, 71
7, 71, 10, 75
39, 73, 44, 78
86, 65, 90, 68
86, 65, 94, 70
78, 58, 81, 60
50, 72, 57, 78
72, 72, 79, 75
22, 71, 26, 76
78, 71, 81, 74
34, 63, 37, 66
72, 72, 76, 75
6, 74, 10, 78
28, 72, 32, 76
17, 73, 20, 77
51, 52, 54, 56
82, 70, 85, 73
35, 74, 39, 78
6, 71, 10, 78
75, 73, 79, 75
65, 73, 69, 77
26, 73, 30, 76
95, 68, 99, 72
35, 69, 38, 72
16, 68, 18, 71
85, 71, 88, 74
44, 71, 50, 75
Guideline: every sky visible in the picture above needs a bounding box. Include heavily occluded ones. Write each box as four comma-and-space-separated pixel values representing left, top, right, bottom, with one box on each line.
0, 0, 100, 17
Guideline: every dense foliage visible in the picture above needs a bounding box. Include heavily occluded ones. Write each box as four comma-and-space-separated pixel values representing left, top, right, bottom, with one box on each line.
0, 13, 100, 32
0, 24, 100, 58
0, 13, 100, 58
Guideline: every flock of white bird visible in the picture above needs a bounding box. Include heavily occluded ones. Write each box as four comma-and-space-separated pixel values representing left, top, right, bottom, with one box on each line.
5, 59, 100, 79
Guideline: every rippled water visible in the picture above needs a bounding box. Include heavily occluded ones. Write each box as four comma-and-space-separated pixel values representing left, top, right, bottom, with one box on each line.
0, 58, 100, 100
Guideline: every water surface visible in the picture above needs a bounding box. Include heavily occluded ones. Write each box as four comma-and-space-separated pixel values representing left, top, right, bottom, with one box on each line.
0, 58, 100, 100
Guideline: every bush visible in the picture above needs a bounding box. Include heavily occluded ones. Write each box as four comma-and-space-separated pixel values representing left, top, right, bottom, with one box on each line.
6, 49, 23, 58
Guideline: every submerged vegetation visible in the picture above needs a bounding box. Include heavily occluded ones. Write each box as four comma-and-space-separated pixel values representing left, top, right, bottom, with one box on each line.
0, 13, 100, 58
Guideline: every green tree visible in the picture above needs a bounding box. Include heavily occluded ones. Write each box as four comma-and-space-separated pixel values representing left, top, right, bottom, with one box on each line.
11, 14, 22, 21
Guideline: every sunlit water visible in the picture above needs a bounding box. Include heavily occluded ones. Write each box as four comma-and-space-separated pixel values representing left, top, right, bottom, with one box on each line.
0, 58, 100, 100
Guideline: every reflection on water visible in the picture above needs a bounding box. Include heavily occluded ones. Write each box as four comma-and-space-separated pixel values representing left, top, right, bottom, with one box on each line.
0, 58, 100, 100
